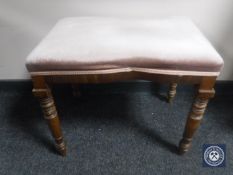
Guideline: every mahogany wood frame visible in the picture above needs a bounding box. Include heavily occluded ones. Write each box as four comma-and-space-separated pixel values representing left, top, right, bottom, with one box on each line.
31, 71, 216, 156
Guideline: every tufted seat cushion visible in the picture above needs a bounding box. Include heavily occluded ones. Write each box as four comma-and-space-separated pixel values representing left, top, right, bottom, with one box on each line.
26, 17, 223, 76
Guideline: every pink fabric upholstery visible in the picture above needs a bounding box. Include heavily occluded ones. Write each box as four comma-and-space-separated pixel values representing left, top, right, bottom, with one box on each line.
26, 17, 223, 76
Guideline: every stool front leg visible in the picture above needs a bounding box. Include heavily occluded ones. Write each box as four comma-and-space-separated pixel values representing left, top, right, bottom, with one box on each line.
33, 83, 66, 156
179, 78, 215, 154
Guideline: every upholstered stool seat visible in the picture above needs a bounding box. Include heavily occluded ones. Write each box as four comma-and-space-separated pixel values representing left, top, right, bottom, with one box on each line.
26, 17, 223, 156
26, 17, 223, 76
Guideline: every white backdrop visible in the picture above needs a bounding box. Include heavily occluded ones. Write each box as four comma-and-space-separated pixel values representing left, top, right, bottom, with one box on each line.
0, 0, 232, 80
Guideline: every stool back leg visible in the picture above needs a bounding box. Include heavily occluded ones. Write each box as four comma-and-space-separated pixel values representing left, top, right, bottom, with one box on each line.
168, 83, 177, 103
32, 76, 66, 156
179, 77, 216, 154
72, 84, 81, 97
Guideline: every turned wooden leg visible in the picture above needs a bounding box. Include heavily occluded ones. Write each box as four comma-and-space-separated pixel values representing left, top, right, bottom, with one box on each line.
32, 77, 66, 156
72, 84, 81, 97
168, 83, 177, 103
179, 77, 216, 154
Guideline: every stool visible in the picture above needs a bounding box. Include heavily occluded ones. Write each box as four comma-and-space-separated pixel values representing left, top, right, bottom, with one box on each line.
26, 17, 223, 156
